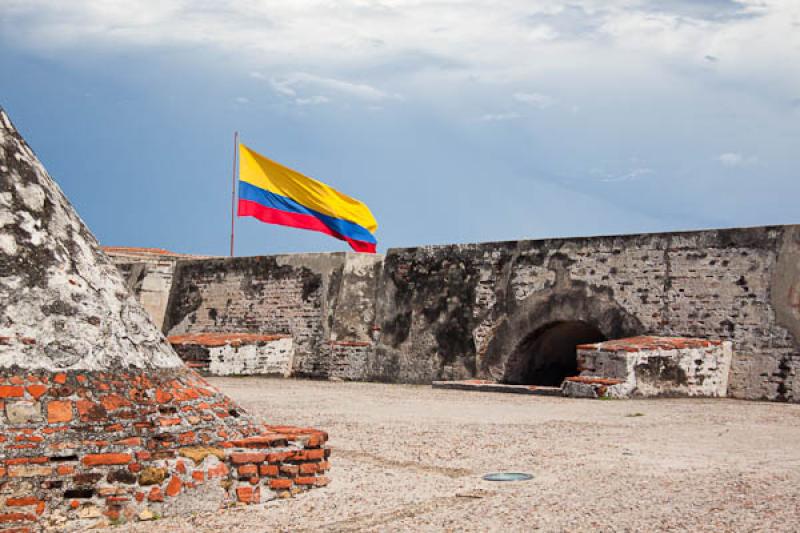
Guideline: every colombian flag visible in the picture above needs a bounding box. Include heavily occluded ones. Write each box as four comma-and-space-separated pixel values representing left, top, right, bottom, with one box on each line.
237, 144, 378, 253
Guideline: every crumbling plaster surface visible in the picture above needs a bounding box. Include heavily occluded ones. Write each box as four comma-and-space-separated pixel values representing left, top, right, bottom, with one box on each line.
161, 253, 382, 377
113, 257, 178, 332
373, 226, 800, 401
0, 108, 182, 371
575, 338, 733, 398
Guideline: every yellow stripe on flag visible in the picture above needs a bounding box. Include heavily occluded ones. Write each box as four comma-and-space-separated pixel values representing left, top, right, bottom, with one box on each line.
239, 144, 377, 233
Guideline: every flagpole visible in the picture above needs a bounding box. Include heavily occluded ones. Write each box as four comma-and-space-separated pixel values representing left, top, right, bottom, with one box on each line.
230, 131, 239, 257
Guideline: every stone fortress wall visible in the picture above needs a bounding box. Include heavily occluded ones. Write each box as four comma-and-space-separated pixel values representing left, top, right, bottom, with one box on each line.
108, 224, 800, 402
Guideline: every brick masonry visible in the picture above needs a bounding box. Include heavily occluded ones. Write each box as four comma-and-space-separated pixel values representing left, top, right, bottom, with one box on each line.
111, 225, 800, 402
0, 368, 329, 530
567, 336, 733, 398
168, 333, 295, 377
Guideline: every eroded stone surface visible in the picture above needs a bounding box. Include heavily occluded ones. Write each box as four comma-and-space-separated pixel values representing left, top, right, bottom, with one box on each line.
0, 107, 182, 371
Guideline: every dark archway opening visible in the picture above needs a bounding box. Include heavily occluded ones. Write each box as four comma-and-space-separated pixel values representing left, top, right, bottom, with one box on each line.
503, 321, 607, 386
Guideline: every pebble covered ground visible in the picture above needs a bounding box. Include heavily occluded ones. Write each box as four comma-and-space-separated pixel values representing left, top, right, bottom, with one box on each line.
109, 378, 800, 532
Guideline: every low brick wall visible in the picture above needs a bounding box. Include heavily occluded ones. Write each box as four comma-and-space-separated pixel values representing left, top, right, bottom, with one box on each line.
0, 368, 329, 531
327, 341, 373, 380
568, 336, 732, 398
168, 334, 295, 377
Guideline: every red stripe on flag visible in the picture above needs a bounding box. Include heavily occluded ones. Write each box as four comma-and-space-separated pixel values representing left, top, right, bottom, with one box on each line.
238, 199, 376, 253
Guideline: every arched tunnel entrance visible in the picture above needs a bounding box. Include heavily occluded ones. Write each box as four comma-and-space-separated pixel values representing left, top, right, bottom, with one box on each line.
503, 321, 607, 386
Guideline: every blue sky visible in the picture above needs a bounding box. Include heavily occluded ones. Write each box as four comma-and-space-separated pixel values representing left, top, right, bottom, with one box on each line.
1, 0, 798, 256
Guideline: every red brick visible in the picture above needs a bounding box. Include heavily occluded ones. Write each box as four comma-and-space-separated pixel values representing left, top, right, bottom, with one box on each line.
25, 385, 48, 401
82, 453, 132, 466
165, 476, 181, 497
0, 513, 36, 523
155, 389, 173, 403
296, 476, 329, 486
0, 386, 24, 398
236, 486, 259, 503
305, 434, 325, 448
148, 487, 164, 502
292, 449, 325, 461
230, 435, 288, 448
266, 451, 291, 463
115, 437, 141, 446
259, 464, 279, 476
269, 478, 293, 490
192, 471, 204, 482
53, 373, 67, 385
5, 498, 41, 507
230, 452, 266, 464
47, 400, 72, 423
207, 463, 229, 479
238, 464, 257, 477
100, 394, 131, 411
135, 450, 152, 461
299, 463, 319, 474
280, 465, 299, 477
56, 465, 74, 476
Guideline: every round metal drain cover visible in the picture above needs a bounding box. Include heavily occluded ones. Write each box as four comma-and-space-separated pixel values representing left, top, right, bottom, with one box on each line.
482, 472, 533, 482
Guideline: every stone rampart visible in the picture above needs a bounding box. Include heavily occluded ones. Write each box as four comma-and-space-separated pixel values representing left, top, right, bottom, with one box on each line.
109, 226, 800, 402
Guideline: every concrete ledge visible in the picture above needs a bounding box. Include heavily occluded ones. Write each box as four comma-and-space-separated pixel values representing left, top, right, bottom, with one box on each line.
432, 380, 561, 396
168, 334, 294, 377
572, 336, 733, 398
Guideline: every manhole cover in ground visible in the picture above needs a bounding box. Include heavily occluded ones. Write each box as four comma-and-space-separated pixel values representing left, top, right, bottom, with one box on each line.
482, 472, 533, 482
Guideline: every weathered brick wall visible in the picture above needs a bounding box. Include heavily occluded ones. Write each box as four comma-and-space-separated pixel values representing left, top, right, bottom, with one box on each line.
168, 333, 295, 377
163, 254, 345, 377
159, 252, 384, 379
0, 368, 329, 530
114, 225, 800, 401
115, 226, 800, 401
371, 226, 800, 401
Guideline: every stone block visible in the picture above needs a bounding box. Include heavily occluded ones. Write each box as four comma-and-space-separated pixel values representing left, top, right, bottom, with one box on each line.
6, 400, 42, 424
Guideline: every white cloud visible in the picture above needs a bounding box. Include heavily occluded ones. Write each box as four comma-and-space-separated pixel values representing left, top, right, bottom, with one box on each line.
234, 96, 249, 104
265, 72, 399, 106
513, 92, 554, 109
597, 167, 653, 183
479, 112, 521, 122
1, 0, 797, 102
295, 95, 330, 106
716, 152, 758, 167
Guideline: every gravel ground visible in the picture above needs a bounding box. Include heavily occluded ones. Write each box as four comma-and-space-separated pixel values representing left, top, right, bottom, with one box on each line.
111, 378, 800, 532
